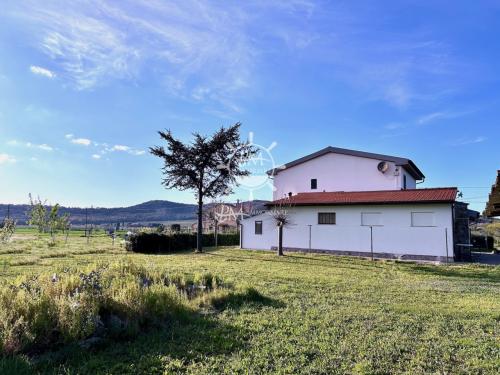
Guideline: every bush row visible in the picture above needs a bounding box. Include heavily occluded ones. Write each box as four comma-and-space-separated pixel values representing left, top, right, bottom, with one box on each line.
470, 234, 495, 250
126, 232, 240, 253
0, 261, 224, 355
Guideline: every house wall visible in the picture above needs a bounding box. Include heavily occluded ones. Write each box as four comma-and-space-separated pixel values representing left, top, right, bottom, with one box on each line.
272, 153, 417, 200
241, 204, 454, 259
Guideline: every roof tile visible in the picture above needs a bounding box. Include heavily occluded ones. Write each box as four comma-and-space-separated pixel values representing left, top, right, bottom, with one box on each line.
269, 188, 457, 206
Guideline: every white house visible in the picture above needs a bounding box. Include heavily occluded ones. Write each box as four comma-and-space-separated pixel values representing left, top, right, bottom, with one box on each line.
240, 146, 467, 262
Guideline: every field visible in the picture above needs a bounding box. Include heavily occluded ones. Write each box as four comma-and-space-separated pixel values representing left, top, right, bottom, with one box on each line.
0, 232, 499, 374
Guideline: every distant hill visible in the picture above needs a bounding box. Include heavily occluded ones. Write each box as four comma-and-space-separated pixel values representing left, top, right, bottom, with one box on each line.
0, 200, 269, 226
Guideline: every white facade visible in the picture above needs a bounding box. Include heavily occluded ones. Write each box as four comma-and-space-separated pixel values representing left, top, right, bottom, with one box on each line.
241, 204, 454, 259
272, 153, 416, 200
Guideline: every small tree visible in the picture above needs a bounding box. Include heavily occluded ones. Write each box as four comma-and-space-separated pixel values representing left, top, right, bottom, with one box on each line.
27, 195, 70, 243
269, 200, 293, 256
0, 218, 16, 243
204, 202, 227, 247
47, 204, 70, 244
27, 194, 48, 234
150, 123, 257, 252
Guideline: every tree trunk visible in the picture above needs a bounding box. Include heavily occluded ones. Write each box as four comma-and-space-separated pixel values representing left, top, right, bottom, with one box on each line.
196, 194, 203, 253
277, 224, 284, 256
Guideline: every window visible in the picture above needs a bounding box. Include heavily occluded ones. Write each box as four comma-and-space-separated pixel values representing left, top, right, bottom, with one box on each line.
361, 212, 383, 226
403, 175, 407, 190
255, 221, 263, 235
411, 212, 435, 227
318, 212, 336, 225
311, 178, 317, 190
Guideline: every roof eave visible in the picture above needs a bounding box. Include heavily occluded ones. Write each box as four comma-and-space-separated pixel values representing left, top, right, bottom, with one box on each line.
266, 200, 455, 207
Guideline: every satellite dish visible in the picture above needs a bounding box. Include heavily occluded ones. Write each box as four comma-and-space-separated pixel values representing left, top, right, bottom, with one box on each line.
377, 161, 389, 173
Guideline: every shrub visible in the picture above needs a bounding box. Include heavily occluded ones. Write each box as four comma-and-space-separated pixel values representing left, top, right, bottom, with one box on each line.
471, 234, 495, 250
0, 261, 225, 355
125, 232, 239, 253
0, 218, 16, 243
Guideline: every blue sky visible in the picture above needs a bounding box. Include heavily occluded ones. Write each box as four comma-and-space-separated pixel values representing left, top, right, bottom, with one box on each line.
0, 1, 498, 211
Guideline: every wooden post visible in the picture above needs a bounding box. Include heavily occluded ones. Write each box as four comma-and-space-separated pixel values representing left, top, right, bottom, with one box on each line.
85, 208, 89, 245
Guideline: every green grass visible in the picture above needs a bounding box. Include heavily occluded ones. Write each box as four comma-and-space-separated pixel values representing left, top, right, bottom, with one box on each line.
0, 233, 499, 374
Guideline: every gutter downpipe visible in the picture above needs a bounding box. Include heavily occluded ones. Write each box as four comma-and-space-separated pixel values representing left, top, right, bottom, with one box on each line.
416, 177, 426, 185
451, 201, 455, 262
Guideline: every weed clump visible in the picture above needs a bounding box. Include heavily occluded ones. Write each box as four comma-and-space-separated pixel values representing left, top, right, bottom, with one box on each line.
0, 260, 226, 355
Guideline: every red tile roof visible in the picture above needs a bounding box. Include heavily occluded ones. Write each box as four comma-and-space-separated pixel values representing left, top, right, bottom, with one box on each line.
269, 188, 458, 206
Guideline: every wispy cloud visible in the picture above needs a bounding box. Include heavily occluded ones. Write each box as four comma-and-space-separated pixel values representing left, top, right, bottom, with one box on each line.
416, 110, 472, 125
6, 1, 469, 110
450, 136, 487, 146
66, 135, 145, 157
8, 1, 261, 110
29, 65, 55, 78
384, 122, 406, 130
34, 143, 53, 151
111, 145, 130, 152
0, 154, 16, 164
7, 140, 53, 151
108, 144, 145, 156
71, 138, 92, 146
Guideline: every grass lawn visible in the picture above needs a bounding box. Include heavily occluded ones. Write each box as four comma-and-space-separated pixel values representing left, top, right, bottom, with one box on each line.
0, 232, 499, 374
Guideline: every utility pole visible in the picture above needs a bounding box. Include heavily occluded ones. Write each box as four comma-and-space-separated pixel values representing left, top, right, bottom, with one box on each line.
85, 208, 89, 244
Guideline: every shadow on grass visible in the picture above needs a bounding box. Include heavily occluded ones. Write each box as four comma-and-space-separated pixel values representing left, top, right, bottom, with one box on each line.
210, 287, 285, 311
0, 289, 282, 374
203, 249, 386, 272
406, 264, 500, 283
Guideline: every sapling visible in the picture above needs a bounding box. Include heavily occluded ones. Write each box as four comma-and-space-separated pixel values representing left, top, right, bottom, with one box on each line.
269, 199, 293, 256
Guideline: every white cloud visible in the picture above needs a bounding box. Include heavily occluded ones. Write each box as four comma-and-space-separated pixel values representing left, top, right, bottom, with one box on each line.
29, 65, 55, 78
130, 150, 146, 156
8, 0, 263, 109
71, 138, 92, 146
0, 154, 16, 164
450, 136, 487, 146
111, 144, 146, 156
417, 110, 473, 125
66, 134, 145, 156
417, 112, 449, 125
384, 122, 406, 130
7, 140, 53, 151
112, 145, 130, 152
37, 143, 53, 151
6, 1, 470, 110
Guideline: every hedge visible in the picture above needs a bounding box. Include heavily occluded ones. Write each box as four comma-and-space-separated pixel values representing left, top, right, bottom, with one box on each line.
470, 234, 495, 250
126, 232, 240, 253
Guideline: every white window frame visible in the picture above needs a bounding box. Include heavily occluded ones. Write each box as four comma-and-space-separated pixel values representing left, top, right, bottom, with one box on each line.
411, 212, 436, 227
361, 212, 383, 226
